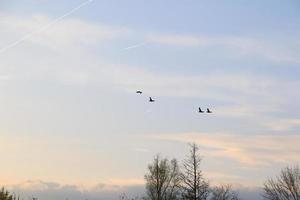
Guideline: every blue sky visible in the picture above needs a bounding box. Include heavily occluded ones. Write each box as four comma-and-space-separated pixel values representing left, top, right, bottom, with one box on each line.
0, 0, 300, 199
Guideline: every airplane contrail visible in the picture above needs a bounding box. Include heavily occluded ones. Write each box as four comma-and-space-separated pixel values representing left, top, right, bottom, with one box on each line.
122, 42, 148, 51
0, 0, 94, 54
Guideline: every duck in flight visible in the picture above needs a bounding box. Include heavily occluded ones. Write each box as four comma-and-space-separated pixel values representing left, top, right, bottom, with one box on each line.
136, 90, 142, 94
198, 107, 204, 113
149, 97, 155, 102
207, 108, 212, 113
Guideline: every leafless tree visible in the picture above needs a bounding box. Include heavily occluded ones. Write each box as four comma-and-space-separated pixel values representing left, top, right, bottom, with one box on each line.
263, 165, 300, 200
210, 184, 240, 200
181, 143, 209, 200
144, 154, 181, 200
119, 193, 141, 200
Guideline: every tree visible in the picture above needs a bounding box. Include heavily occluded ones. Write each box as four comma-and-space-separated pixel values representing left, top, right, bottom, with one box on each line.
0, 188, 18, 200
263, 165, 300, 200
120, 193, 140, 200
210, 184, 239, 200
144, 154, 181, 200
181, 143, 209, 200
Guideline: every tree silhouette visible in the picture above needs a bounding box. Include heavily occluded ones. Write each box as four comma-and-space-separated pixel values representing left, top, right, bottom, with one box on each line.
210, 184, 240, 200
144, 154, 181, 200
263, 165, 300, 200
0, 188, 18, 200
181, 143, 209, 200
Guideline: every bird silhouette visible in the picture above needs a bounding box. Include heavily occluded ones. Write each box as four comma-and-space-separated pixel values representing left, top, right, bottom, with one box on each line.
198, 107, 204, 113
136, 90, 142, 94
149, 97, 155, 102
207, 108, 212, 113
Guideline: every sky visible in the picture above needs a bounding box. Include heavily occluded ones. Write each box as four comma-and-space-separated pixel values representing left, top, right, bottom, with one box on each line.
0, 0, 300, 199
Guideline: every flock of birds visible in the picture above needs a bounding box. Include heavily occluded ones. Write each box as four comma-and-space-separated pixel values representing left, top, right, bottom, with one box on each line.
136, 90, 213, 113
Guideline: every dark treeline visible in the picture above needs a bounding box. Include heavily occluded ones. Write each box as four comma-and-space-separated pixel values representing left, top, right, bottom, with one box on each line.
121, 143, 300, 200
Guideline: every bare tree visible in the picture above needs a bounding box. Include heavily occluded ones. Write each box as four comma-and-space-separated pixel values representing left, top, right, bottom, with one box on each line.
263, 165, 300, 200
120, 193, 141, 200
144, 154, 181, 200
181, 143, 209, 200
210, 184, 240, 200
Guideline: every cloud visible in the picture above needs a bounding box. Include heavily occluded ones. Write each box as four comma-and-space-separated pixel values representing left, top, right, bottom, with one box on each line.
147, 33, 300, 64
0, 0, 95, 53
8, 180, 145, 200
1, 13, 299, 138
107, 178, 145, 186
12, 180, 60, 191
2, 12, 298, 65
0, 13, 294, 124
0, 14, 297, 99
0, 13, 130, 53
0, 10, 297, 200
0, 13, 285, 104
133, 147, 150, 153
205, 171, 245, 185
112, 65, 278, 102
0, 13, 299, 189
122, 42, 148, 50
148, 132, 300, 167
265, 118, 300, 131
215, 104, 279, 118
6, 179, 264, 200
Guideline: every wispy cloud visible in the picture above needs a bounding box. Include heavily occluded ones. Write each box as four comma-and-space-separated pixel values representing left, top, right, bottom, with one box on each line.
122, 42, 148, 51
265, 118, 300, 131
1, 14, 294, 122
0, 0, 95, 54
148, 132, 300, 167
0, 13, 130, 53
2, 12, 298, 64
147, 33, 300, 64
133, 147, 150, 153
107, 178, 145, 186
2, 13, 299, 133
205, 171, 245, 185
0, 14, 284, 102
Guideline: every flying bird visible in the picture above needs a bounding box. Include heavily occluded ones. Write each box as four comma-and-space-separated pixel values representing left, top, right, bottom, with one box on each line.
206, 108, 212, 113
149, 97, 155, 102
198, 107, 204, 113
136, 90, 142, 94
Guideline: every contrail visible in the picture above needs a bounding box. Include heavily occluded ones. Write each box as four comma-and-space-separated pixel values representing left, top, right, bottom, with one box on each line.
0, 0, 94, 54
122, 42, 147, 51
